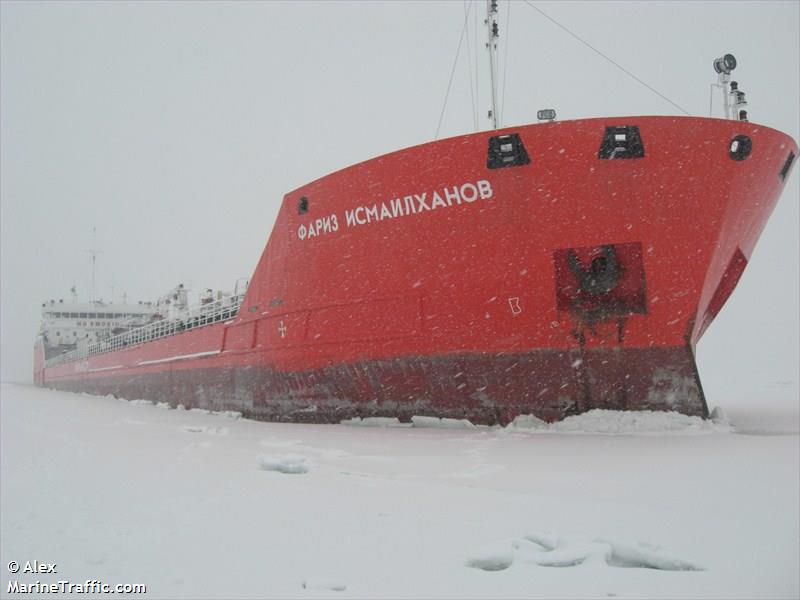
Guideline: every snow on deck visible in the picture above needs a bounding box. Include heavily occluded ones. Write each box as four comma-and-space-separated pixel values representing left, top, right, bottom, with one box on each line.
1, 383, 797, 598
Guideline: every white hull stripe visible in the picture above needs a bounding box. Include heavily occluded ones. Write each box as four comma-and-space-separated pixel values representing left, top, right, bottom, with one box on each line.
88, 365, 124, 373
137, 350, 220, 366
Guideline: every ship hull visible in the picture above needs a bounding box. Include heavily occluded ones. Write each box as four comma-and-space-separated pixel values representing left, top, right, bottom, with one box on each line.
35, 116, 797, 424
41, 345, 703, 424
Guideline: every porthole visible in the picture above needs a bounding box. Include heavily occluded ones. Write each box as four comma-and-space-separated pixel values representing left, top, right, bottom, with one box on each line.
729, 135, 752, 161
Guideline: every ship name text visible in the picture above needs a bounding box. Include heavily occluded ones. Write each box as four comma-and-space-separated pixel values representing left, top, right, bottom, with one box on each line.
297, 179, 493, 242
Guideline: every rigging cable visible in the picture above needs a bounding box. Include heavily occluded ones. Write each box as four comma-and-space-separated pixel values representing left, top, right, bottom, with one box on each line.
463, 0, 478, 131
436, 2, 472, 139
522, 1, 691, 116
500, 0, 511, 126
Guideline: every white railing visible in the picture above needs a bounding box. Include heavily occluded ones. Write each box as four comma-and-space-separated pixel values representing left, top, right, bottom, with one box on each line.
45, 294, 245, 368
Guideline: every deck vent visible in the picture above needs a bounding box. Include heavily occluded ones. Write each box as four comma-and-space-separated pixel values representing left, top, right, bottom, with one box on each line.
298, 196, 309, 214
779, 151, 795, 181
729, 135, 752, 161
598, 126, 645, 159
487, 133, 530, 169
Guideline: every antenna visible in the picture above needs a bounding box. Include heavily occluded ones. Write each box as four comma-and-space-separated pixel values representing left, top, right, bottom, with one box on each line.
86, 227, 103, 305
486, 0, 500, 129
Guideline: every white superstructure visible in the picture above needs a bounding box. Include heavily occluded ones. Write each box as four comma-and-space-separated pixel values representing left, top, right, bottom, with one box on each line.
39, 299, 157, 357
40, 279, 249, 366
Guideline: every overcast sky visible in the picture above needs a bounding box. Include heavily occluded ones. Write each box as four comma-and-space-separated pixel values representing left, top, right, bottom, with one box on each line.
1, 1, 798, 411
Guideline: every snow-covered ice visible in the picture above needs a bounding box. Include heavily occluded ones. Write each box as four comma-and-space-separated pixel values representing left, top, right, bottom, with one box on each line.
1, 383, 797, 598
465, 539, 516, 571
410, 415, 475, 429
301, 578, 347, 592
180, 424, 229, 436
465, 532, 705, 572
128, 399, 154, 406
340, 416, 411, 428
509, 408, 731, 434
257, 454, 310, 474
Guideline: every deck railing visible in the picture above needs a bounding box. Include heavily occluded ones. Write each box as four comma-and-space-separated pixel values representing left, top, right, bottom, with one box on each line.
45, 294, 245, 368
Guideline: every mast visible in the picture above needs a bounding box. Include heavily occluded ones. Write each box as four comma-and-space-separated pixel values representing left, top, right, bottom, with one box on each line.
486, 0, 499, 129
86, 227, 102, 304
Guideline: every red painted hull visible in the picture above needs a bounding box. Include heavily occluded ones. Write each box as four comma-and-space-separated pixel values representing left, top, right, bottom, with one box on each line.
35, 117, 797, 424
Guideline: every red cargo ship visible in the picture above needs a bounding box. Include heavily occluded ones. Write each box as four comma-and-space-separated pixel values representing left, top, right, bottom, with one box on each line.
32, 17, 797, 424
